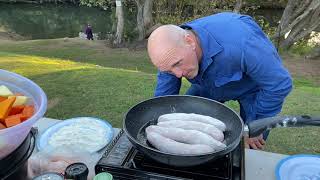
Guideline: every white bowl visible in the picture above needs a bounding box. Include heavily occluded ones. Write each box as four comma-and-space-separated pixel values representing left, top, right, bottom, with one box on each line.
0, 69, 47, 159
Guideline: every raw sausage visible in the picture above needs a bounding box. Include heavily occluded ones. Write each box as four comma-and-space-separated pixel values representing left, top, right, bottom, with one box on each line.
146, 125, 226, 151
146, 131, 214, 155
158, 113, 226, 131
157, 120, 224, 142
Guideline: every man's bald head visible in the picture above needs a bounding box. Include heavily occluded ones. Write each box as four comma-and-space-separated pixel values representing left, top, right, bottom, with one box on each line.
147, 25, 187, 68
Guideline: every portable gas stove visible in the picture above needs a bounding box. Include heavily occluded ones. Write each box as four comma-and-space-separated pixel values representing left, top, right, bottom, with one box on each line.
96, 129, 245, 180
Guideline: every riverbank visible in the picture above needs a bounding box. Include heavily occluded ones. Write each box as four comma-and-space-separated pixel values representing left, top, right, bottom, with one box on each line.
0, 31, 26, 41
0, 37, 319, 155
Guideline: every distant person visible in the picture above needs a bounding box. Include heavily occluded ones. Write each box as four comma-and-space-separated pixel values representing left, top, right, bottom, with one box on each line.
85, 24, 94, 40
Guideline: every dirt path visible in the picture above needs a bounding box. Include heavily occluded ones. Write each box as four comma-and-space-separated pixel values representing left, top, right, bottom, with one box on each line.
282, 54, 320, 85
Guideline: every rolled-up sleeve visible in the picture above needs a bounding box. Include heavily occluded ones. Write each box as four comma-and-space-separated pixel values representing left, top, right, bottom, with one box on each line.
154, 71, 182, 97
242, 35, 292, 120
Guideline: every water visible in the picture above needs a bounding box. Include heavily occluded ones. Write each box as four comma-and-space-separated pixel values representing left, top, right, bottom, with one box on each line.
0, 3, 283, 40
0, 3, 137, 40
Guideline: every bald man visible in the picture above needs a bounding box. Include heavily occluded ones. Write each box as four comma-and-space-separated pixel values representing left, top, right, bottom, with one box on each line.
147, 12, 293, 150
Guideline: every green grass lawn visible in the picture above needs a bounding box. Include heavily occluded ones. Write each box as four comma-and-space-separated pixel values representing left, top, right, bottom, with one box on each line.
0, 38, 319, 155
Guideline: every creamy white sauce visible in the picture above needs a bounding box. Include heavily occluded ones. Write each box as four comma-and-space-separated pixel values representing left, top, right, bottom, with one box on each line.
48, 118, 109, 152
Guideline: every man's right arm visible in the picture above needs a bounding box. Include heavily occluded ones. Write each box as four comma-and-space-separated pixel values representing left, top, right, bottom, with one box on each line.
154, 71, 181, 97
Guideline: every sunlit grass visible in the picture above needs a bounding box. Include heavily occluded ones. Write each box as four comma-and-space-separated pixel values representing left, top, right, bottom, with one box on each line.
0, 39, 156, 73
0, 52, 156, 127
0, 53, 92, 75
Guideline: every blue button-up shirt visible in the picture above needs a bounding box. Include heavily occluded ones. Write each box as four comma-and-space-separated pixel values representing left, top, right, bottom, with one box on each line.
154, 12, 292, 122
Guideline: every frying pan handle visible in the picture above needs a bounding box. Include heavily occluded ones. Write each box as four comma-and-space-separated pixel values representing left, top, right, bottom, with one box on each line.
247, 115, 320, 137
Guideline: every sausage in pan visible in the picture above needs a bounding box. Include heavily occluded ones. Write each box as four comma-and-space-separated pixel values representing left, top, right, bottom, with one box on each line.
158, 113, 226, 131
146, 125, 226, 151
157, 120, 224, 142
146, 131, 214, 155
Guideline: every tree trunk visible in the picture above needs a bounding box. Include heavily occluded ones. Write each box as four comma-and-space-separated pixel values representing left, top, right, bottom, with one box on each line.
233, 0, 243, 13
113, 0, 124, 47
135, 0, 153, 41
135, 0, 145, 41
272, 0, 320, 49
143, 0, 153, 31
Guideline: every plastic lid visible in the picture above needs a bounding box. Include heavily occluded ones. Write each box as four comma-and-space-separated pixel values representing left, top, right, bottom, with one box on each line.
32, 172, 64, 180
94, 172, 113, 180
37, 117, 114, 153
65, 162, 89, 180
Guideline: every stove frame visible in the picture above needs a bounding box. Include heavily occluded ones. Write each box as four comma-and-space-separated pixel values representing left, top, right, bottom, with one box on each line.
96, 129, 245, 180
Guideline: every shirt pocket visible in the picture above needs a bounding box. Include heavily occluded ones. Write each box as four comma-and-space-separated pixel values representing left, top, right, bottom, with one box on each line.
215, 71, 243, 87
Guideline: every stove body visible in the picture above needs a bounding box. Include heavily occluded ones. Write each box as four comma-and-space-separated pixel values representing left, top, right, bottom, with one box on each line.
96, 130, 245, 180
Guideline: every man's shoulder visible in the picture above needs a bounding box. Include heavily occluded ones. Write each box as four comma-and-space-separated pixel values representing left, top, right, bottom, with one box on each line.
181, 12, 247, 38
186, 12, 242, 25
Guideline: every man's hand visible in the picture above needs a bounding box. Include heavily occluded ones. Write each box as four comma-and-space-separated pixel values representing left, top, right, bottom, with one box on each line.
244, 134, 265, 150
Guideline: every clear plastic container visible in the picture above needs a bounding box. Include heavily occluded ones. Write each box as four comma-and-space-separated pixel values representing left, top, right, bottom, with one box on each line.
0, 69, 47, 159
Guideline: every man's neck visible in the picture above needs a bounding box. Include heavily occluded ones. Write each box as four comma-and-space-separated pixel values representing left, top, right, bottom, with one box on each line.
187, 29, 203, 63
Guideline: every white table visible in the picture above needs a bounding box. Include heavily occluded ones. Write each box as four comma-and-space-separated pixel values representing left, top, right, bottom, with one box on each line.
33, 117, 289, 180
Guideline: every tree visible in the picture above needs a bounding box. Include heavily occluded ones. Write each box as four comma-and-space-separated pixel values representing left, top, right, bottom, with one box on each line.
272, 0, 320, 49
113, 0, 124, 46
135, 0, 153, 41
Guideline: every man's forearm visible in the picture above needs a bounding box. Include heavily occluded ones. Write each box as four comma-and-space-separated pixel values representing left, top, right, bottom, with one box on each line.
253, 78, 292, 120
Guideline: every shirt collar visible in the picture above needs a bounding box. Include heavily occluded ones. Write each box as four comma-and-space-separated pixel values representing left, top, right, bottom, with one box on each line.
180, 24, 223, 78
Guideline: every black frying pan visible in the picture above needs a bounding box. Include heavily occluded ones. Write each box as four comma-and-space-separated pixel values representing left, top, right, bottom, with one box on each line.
123, 95, 320, 167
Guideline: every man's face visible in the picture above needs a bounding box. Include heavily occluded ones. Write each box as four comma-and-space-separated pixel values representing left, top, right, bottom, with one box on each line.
158, 44, 199, 79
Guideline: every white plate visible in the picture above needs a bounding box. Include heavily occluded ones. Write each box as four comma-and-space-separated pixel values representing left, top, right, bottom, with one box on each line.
37, 117, 113, 153
276, 154, 320, 180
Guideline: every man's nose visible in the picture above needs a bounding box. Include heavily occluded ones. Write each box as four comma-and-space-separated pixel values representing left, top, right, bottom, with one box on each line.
172, 68, 183, 78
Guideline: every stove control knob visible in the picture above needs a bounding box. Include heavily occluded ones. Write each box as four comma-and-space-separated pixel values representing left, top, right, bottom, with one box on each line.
94, 172, 113, 180
64, 162, 89, 180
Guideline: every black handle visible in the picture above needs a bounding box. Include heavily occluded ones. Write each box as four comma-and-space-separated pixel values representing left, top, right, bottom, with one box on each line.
247, 115, 320, 137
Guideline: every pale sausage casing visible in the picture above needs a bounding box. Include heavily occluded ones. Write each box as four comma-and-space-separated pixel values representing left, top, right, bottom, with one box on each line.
146, 125, 226, 151
146, 131, 214, 155
158, 113, 226, 131
157, 120, 224, 142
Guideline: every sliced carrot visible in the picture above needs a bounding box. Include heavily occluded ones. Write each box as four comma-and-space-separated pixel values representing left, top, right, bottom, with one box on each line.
21, 115, 28, 121
9, 105, 25, 116
21, 105, 34, 121
5, 114, 22, 121
0, 97, 16, 122
4, 114, 21, 128
0, 96, 7, 102
0, 122, 6, 129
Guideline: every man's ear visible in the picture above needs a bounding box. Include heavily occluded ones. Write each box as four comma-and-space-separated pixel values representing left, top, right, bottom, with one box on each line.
184, 33, 196, 50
